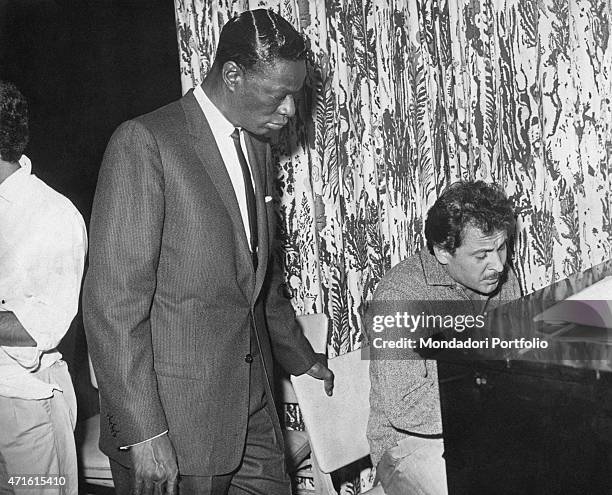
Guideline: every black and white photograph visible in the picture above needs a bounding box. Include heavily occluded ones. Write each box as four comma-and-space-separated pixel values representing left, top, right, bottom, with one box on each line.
1, 1, 612, 494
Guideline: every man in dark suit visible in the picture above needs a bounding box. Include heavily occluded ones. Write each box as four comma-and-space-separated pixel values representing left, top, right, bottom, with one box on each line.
83, 9, 333, 495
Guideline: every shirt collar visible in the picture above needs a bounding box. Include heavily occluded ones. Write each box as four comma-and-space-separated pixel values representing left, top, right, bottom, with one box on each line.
0, 155, 32, 204
193, 85, 236, 139
419, 250, 457, 287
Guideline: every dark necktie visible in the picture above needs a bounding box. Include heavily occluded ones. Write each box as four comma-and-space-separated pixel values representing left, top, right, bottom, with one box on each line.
231, 128, 258, 269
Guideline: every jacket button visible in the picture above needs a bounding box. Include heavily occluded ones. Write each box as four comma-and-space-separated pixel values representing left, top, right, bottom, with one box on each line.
245, 353, 253, 364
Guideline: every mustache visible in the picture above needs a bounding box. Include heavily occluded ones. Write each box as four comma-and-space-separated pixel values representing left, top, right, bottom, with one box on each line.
484, 267, 508, 282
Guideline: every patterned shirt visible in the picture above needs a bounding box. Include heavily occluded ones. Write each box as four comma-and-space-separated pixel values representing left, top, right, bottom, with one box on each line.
367, 250, 521, 465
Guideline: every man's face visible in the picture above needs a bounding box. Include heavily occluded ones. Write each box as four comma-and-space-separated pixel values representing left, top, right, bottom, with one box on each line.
232, 58, 306, 135
435, 225, 508, 297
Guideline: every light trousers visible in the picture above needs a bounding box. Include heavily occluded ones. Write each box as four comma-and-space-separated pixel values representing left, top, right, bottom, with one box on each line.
0, 360, 78, 495
376, 435, 448, 495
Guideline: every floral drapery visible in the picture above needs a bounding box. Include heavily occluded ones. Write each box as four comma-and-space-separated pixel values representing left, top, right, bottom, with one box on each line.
174, 0, 612, 357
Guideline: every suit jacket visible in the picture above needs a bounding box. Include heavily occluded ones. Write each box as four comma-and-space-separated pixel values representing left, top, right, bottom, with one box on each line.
83, 90, 317, 475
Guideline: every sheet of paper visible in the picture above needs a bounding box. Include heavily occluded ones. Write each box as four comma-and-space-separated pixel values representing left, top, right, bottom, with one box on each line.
565, 276, 612, 300
533, 276, 612, 340
541, 323, 612, 344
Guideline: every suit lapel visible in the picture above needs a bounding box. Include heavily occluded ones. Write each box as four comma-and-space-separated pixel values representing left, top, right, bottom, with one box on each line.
181, 91, 254, 295
244, 133, 270, 302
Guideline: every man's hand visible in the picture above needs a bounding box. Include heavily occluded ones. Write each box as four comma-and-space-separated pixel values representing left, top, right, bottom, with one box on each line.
306, 353, 334, 396
130, 434, 179, 495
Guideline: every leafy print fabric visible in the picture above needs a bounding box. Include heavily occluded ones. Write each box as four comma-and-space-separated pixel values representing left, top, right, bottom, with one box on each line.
174, 0, 612, 358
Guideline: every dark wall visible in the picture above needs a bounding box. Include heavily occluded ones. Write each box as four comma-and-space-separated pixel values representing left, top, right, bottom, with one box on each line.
0, 0, 182, 416
0, 0, 181, 219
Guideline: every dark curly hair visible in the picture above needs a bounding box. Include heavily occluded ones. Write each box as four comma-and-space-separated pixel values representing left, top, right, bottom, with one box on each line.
0, 81, 29, 163
213, 9, 308, 73
425, 180, 516, 255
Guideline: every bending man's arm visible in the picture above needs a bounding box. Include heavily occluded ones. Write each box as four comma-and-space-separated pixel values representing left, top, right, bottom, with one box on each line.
261, 145, 333, 394
264, 253, 334, 395
83, 120, 169, 447
83, 121, 177, 494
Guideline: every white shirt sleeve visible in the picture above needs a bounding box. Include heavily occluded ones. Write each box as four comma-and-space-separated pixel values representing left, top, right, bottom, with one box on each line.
1, 208, 87, 369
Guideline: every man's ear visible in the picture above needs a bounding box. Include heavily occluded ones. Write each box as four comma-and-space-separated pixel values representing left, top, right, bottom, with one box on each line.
221, 61, 243, 93
433, 244, 452, 265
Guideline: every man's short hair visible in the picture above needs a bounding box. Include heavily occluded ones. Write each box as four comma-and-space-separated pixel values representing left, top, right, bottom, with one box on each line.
214, 9, 307, 72
425, 180, 516, 255
0, 81, 29, 163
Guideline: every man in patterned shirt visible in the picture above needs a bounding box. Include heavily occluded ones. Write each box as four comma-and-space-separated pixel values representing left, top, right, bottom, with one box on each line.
367, 181, 521, 495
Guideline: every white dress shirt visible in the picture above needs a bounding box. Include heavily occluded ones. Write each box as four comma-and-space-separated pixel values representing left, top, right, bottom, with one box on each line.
0, 155, 87, 399
193, 84, 256, 249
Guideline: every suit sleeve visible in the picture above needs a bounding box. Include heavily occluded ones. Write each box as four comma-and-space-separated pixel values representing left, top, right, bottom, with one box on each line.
262, 145, 317, 376
264, 252, 318, 375
83, 120, 168, 448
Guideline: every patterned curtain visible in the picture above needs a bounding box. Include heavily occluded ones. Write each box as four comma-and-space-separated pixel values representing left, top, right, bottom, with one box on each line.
174, 0, 612, 358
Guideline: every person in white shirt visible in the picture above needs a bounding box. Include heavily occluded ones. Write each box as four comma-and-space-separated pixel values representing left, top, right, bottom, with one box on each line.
0, 81, 87, 495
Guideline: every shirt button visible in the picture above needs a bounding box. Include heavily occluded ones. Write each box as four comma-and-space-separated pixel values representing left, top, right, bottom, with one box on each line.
244, 353, 253, 364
